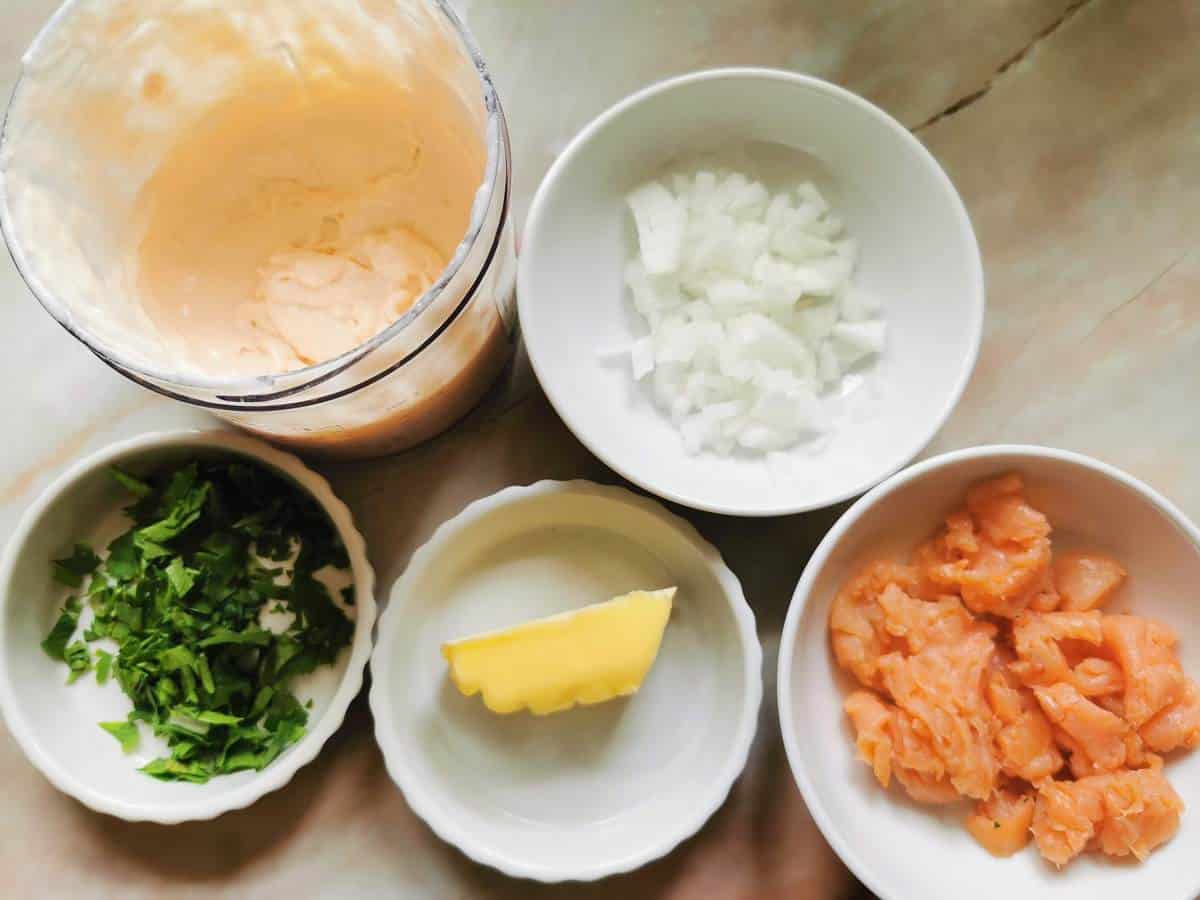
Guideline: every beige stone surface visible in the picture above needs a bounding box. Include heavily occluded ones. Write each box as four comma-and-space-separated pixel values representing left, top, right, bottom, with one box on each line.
2, 1, 1198, 898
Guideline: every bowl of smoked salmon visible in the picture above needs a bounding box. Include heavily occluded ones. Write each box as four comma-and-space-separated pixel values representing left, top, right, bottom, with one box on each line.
778, 445, 1200, 900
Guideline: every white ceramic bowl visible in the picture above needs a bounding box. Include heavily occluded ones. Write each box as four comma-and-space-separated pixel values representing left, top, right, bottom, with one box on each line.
0, 430, 376, 823
369, 480, 761, 881
518, 68, 983, 516
779, 445, 1200, 900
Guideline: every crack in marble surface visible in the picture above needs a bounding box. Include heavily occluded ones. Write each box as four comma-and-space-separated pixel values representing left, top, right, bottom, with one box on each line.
1082, 248, 1196, 343
915, 0, 1095, 131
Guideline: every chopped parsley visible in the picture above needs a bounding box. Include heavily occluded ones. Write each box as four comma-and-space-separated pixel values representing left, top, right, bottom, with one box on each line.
63, 640, 92, 684
100, 720, 140, 753
95, 649, 114, 685
40, 460, 354, 784
52, 544, 101, 588
40, 596, 80, 660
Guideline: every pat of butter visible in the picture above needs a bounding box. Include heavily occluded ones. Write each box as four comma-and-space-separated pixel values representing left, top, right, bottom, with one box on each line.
441, 588, 676, 716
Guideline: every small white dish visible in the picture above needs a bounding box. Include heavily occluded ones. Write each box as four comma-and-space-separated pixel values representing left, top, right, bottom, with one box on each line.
0, 430, 376, 823
778, 445, 1200, 900
519, 68, 984, 516
369, 480, 761, 882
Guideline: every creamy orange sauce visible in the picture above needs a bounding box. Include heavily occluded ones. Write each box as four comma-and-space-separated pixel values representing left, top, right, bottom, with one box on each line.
133, 50, 482, 376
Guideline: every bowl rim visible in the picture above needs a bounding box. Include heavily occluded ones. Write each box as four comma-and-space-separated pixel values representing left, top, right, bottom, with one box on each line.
368, 478, 763, 882
0, 428, 377, 824
777, 443, 1200, 900
517, 66, 986, 517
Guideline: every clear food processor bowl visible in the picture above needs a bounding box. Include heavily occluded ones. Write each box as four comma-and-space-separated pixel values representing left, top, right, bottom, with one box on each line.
0, 0, 516, 460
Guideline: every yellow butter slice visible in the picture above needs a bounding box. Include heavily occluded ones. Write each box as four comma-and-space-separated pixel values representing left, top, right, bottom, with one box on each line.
441, 588, 675, 716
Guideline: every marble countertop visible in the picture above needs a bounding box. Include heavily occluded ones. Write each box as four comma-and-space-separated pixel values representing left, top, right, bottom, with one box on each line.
2, 1, 1198, 897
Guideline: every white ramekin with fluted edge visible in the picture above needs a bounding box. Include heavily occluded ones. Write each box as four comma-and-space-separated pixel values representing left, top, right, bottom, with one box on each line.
0, 429, 376, 823
370, 479, 762, 881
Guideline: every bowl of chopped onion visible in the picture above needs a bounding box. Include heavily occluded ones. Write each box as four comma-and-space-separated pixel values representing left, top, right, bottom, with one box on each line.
0, 429, 375, 822
518, 67, 984, 516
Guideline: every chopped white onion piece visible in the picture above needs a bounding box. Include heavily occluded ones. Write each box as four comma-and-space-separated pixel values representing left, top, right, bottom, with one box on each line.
829, 320, 887, 368
626, 181, 686, 274
795, 182, 830, 215
623, 167, 887, 456
817, 341, 842, 385
630, 336, 656, 380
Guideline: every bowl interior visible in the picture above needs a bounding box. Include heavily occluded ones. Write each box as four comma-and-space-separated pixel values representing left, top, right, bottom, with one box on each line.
0, 440, 367, 819
520, 71, 982, 514
375, 484, 757, 880
782, 450, 1200, 900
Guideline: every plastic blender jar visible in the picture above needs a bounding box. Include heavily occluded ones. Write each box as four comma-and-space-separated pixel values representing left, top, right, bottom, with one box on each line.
0, 0, 516, 460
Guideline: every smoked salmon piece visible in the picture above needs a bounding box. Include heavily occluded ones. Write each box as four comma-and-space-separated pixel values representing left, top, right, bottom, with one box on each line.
830, 561, 920, 690
1031, 777, 1102, 866
1023, 566, 1062, 613
916, 474, 1053, 619
890, 708, 962, 804
1140, 679, 1200, 753
1072, 657, 1123, 697
1052, 727, 1132, 779
966, 788, 1035, 857
878, 630, 999, 800
844, 690, 959, 804
1034, 682, 1129, 772
985, 651, 1063, 782
830, 472, 1198, 868
1053, 552, 1126, 611
1092, 768, 1184, 860
844, 690, 895, 787
1103, 615, 1186, 728
1010, 611, 1104, 687
1032, 769, 1183, 866
875, 583, 984, 652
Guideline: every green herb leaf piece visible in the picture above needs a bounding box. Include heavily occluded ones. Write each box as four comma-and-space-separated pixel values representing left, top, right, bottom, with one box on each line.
41, 598, 81, 660
110, 466, 152, 498
95, 650, 114, 685
194, 709, 242, 726
64, 640, 92, 684
134, 535, 173, 561
136, 481, 209, 544
198, 627, 273, 648
159, 646, 195, 671
140, 757, 211, 784
194, 652, 216, 695
52, 544, 100, 588
103, 531, 140, 580
100, 720, 140, 753
165, 557, 197, 597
